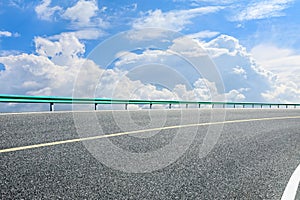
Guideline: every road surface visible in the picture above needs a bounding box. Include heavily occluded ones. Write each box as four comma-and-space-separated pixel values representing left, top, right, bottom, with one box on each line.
0, 109, 300, 199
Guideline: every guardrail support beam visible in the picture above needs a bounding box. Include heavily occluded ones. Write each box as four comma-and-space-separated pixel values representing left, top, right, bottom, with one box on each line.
50, 102, 54, 112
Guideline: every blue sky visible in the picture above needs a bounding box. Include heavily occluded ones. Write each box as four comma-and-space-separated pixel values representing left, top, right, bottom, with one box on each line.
1, 0, 300, 110
1, 0, 299, 54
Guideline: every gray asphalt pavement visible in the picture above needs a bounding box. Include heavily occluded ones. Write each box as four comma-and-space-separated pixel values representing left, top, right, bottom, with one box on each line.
0, 109, 300, 199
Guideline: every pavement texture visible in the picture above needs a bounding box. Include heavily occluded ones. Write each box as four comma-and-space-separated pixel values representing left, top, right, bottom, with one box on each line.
0, 109, 300, 199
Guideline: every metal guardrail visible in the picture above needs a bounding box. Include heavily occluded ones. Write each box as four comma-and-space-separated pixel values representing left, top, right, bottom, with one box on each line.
0, 94, 300, 111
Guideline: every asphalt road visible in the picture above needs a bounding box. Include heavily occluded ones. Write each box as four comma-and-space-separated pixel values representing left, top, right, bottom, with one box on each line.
0, 109, 300, 199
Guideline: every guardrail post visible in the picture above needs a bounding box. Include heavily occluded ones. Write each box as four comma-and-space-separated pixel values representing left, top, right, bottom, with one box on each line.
50, 102, 54, 112
186, 104, 188, 109
294, 105, 296, 109
243, 104, 245, 108
198, 104, 201, 108
252, 104, 254, 108
269, 104, 271, 108
261, 105, 263, 108
150, 103, 152, 109
169, 104, 171, 109
286, 105, 288, 109
125, 103, 128, 110
278, 104, 280, 108
94, 103, 97, 111
233, 104, 235, 108
212, 104, 214, 108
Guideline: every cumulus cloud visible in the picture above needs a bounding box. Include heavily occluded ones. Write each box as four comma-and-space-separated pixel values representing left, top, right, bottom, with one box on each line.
251, 44, 300, 84
35, 33, 85, 66
61, 0, 108, 29
35, 1, 107, 40
116, 33, 300, 103
202, 34, 276, 101
132, 6, 223, 31
251, 44, 300, 102
62, 0, 97, 25
35, 0, 62, 21
0, 31, 224, 111
204, 35, 300, 102
1, 30, 299, 112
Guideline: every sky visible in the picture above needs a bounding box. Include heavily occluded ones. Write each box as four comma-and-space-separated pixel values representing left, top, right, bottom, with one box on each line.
0, 0, 300, 111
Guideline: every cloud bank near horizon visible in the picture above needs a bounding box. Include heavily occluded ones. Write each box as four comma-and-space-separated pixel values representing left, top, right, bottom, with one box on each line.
0, 29, 299, 111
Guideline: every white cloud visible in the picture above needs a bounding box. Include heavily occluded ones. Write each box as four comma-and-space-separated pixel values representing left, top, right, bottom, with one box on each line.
121, 3, 138, 12
62, 0, 97, 24
251, 44, 293, 62
0, 32, 227, 112
0, 31, 21, 37
251, 44, 300, 102
1, 31, 300, 112
0, 31, 12, 37
251, 44, 300, 80
187, 30, 220, 39
35, 0, 62, 21
49, 29, 105, 40
202, 35, 277, 101
34, 0, 107, 40
35, 32, 85, 66
233, 0, 294, 21
72, 29, 105, 40
125, 29, 172, 41
205, 35, 300, 103
61, 0, 107, 28
0, 31, 19, 38
116, 33, 300, 103
132, 6, 223, 31
0, 34, 180, 111
232, 66, 247, 79
0, 50, 21, 56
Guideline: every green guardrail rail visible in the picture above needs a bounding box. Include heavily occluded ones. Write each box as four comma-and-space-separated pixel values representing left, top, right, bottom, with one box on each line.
0, 94, 299, 111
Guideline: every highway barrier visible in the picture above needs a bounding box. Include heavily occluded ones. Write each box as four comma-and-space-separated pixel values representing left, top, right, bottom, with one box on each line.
0, 94, 300, 111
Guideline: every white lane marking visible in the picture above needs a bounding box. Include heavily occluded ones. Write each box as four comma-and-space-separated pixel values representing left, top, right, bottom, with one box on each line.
0, 115, 300, 154
281, 164, 300, 200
